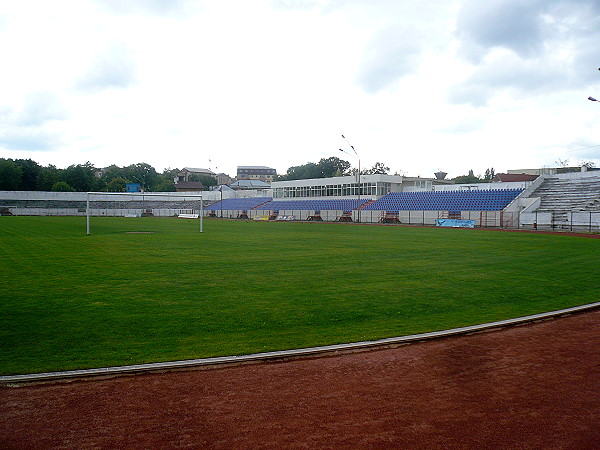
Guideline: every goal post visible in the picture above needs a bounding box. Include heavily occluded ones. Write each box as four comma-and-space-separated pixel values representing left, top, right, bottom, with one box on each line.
86, 192, 204, 235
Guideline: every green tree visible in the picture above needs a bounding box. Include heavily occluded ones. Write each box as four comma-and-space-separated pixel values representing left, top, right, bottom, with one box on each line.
51, 181, 75, 192
154, 179, 177, 192
37, 165, 61, 191
122, 163, 159, 191
453, 169, 481, 184
62, 163, 98, 192
316, 157, 351, 178
104, 177, 127, 192
0, 158, 23, 190
278, 157, 351, 181
162, 168, 180, 180
189, 174, 217, 187
100, 164, 125, 183
365, 162, 390, 175
483, 167, 495, 182
14, 159, 41, 190
278, 162, 319, 181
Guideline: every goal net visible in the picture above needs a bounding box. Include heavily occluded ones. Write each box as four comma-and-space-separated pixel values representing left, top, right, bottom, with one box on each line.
85, 192, 204, 235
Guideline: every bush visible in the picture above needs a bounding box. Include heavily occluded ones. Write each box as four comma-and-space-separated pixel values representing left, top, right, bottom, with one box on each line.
51, 181, 75, 192
104, 177, 127, 192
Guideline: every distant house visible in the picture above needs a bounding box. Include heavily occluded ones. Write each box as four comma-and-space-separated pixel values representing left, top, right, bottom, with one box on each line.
237, 166, 277, 183
126, 183, 142, 193
174, 167, 216, 191
215, 173, 234, 186
175, 167, 216, 183
175, 181, 204, 192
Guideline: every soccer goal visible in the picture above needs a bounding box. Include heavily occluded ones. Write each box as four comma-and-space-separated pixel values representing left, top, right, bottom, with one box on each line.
85, 192, 204, 235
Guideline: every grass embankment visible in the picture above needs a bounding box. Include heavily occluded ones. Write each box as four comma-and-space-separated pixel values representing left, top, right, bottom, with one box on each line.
1, 216, 598, 375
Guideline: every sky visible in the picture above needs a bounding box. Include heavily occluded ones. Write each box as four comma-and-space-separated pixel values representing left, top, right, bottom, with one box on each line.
1, 0, 599, 180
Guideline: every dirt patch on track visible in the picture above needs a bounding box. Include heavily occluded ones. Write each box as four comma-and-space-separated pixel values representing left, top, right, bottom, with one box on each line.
1, 310, 599, 449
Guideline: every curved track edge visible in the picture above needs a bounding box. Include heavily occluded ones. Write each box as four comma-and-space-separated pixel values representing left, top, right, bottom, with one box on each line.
2, 301, 599, 385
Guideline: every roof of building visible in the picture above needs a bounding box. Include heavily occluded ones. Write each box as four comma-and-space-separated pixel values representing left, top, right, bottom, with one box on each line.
237, 166, 276, 170
182, 167, 215, 175
210, 184, 234, 191
493, 173, 539, 182
175, 181, 205, 190
229, 179, 271, 189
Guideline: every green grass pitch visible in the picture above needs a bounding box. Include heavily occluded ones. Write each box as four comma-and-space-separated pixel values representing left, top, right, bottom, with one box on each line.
1, 216, 598, 375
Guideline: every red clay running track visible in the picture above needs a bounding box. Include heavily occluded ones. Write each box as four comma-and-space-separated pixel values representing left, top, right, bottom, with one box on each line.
1, 308, 599, 449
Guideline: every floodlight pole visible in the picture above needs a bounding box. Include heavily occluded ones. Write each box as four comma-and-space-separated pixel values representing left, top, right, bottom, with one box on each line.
340, 134, 362, 223
209, 158, 224, 219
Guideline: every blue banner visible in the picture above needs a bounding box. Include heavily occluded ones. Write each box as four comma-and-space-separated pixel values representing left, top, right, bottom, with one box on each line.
435, 219, 475, 228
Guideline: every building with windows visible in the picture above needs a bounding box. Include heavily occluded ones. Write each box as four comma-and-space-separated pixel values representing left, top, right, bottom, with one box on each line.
271, 174, 453, 200
237, 166, 277, 183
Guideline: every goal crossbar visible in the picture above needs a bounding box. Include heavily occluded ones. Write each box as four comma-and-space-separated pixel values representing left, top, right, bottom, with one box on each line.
86, 192, 204, 235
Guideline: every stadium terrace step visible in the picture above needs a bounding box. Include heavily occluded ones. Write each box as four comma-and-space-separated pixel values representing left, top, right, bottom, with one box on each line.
533, 177, 600, 212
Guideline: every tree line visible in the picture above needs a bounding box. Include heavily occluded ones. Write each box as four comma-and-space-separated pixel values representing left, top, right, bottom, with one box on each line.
452, 168, 496, 184
0, 156, 394, 192
276, 157, 391, 181
276, 157, 498, 184
0, 156, 506, 192
0, 159, 179, 192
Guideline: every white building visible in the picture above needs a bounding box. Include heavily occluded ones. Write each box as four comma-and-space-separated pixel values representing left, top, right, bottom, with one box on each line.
271, 174, 454, 200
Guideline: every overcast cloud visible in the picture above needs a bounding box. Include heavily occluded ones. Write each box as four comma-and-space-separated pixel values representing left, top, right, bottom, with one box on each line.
75, 44, 137, 92
0, 0, 598, 179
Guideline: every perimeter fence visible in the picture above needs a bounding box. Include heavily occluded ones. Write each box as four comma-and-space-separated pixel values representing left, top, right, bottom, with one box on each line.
519, 210, 600, 233
208, 208, 519, 228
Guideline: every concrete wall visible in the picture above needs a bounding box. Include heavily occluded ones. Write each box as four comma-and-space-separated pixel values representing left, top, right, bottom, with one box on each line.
0, 191, 206, 217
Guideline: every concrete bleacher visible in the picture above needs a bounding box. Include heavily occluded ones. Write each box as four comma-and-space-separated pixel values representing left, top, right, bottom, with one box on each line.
362, 189, 523, 212
514, 173, 600, 230
531, 177, 600, 213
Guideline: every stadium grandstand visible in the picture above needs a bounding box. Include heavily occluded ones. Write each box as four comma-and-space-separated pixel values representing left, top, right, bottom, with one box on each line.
201, 190, 523, 224
1, 168, 598, 231
509, 171, 600, 231
362, 189, 522, 212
